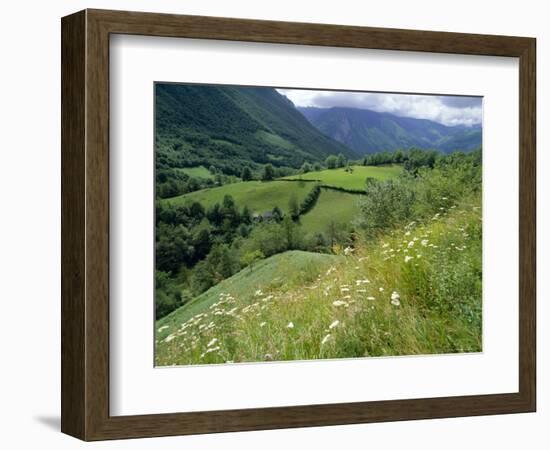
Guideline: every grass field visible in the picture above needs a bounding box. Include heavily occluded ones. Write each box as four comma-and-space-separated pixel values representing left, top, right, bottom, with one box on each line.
284, 165, 402, 190
300, 189, 361, 234
155, 250, 341, 345
175, 166, 215, 179
161, 180, 313, 215
155, 195, 482, 366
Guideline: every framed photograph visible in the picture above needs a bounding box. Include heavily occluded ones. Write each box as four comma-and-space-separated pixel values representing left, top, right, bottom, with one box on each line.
61, 9, 536, 440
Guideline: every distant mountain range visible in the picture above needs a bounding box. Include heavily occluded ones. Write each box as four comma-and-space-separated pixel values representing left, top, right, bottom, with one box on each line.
155, 85, 356, 175
298, 106, 482, 155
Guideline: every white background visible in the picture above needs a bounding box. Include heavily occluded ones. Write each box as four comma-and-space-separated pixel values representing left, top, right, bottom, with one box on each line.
0, 0, 547, 448
110, 35, 518, 415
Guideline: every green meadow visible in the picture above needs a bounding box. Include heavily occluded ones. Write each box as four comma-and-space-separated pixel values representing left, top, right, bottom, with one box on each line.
176, 166, 215, 179
161, 180, 312, 215
299, 189, 361, 234
284, 165, 402, 190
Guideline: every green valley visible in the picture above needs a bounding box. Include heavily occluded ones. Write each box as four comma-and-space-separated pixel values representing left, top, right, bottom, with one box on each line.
153, 82, 483, 366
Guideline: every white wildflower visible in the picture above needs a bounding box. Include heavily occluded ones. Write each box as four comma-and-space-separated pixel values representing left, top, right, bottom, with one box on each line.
405, 255, 414, 263
200, 346, 221, 359
321, 334, 331, 345
255, 289, 263, 296
382, 242, 390, 248
379, 287, 384, 292
157, 325, 169, 333
407, 241, 415, 248
390, 291, 401, 306
287, 322, 294, 329
421, 239, 429, 246
260, 321, 267, 327
332, 300, 348, 307
344, 246, 354, 256
340, 287, 350, 293
164, 334, 176, 343
329, 320, 340, 329
207, 338, 218, 347
367, 296, 376, 301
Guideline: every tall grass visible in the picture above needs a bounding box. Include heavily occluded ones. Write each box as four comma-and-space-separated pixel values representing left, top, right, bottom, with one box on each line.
155, 194, 482, 366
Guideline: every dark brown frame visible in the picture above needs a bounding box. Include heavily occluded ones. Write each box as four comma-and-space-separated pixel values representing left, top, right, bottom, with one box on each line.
61, 9, 536, 441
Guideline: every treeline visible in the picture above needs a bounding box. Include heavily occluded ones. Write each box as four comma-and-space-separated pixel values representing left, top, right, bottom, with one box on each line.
156, 167, 240, 199
360, 147, 455, 172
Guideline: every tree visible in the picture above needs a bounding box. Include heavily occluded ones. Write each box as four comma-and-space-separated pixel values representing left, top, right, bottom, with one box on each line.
393, 150, 405, 163
192, 226, 212, 261
271, 206, 283, 222
208, 165, 217, 174
301, 162, 312, 173
288, 194, 300, 220
325, 155, 338, 169
337, 153, 347, 168
155, 270, 185, 319
326, 220, 342, 247
313, 162, 322, 172
241, 166, 252, 181
156, 224, 194, 273
206, 203, 224, 226
222, 194, 235, 209
217, 245, 237, 278
189, 201, 205, 220
241, 205, 252, 225
282, 215, 302, 250
261, 163, 275, 181
236, 223, 250, 238
240, 249, 265, 270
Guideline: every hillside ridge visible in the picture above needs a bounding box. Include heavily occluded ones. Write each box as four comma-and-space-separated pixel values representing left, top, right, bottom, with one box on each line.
298, 105, 482, 154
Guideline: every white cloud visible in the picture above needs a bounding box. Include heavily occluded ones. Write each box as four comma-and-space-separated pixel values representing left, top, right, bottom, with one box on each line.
277, 89, 482, 127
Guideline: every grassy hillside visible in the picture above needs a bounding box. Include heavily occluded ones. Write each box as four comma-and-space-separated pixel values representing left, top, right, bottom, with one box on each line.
155, 251, 341, 344
300, 189, 361, 234
155, 84, 356, 177
176, 166, 215, 179
155, 196, 482, 366
161, 180, 312, 215
284, 165, 402, 191
299, 106, 482, 155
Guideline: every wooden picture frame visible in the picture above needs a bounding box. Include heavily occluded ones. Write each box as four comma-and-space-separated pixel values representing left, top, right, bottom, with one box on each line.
61, 9, 536, 441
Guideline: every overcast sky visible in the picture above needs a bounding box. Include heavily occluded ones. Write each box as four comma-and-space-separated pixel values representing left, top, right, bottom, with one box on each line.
277, 89, 482, 127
